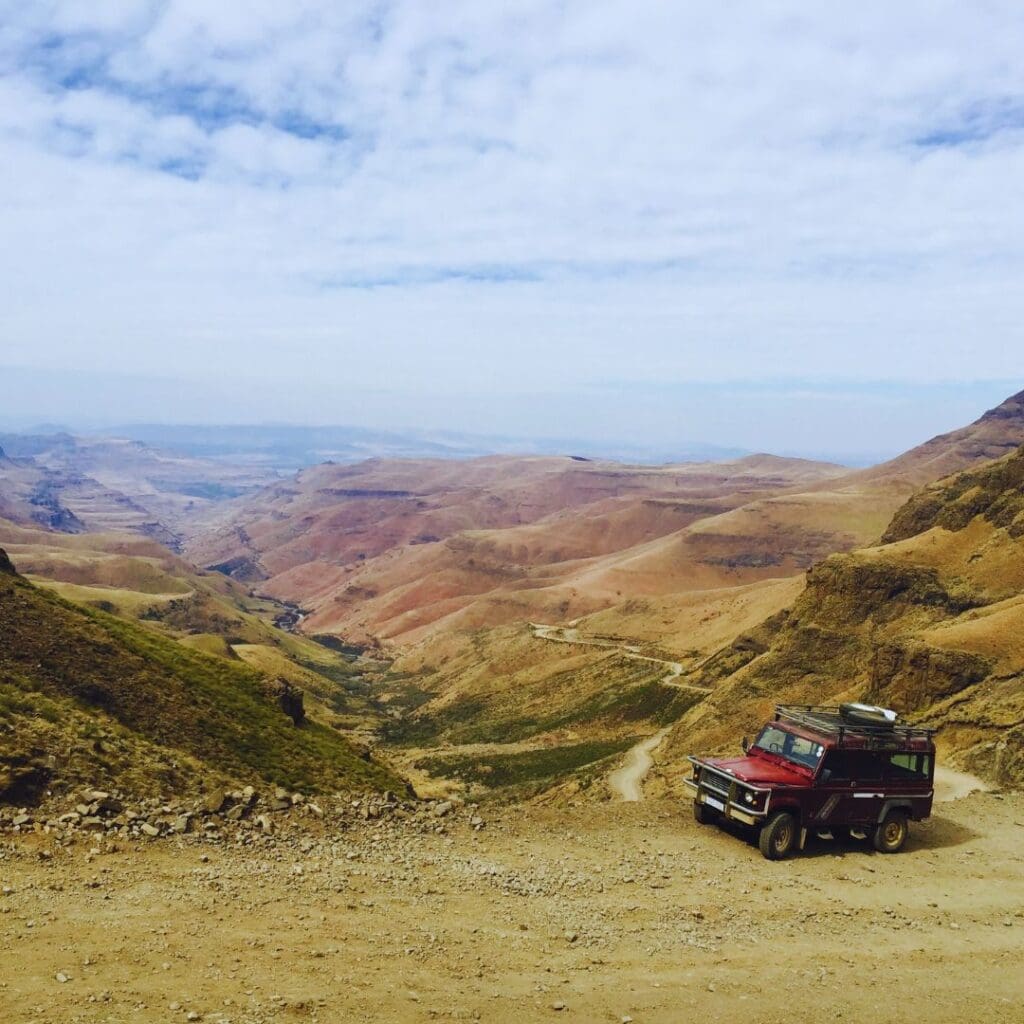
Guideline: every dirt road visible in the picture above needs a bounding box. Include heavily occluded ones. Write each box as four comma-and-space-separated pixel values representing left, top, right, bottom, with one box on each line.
3, 791, 1022, 1024
608, 728, 670, 801
530, 623, 708, 694
934, 765, 989, 802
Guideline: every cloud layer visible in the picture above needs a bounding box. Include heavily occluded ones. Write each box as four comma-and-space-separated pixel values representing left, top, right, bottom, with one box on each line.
1, 2, 1023, 451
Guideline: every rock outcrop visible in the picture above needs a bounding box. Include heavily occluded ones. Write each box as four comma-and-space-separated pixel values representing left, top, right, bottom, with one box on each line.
0, 547, 17, 575
265, 677, 306, 726
883, 444, 1024, 543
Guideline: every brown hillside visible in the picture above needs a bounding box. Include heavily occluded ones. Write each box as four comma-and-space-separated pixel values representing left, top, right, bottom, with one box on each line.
188, 454, 848, 643
850, 388, 1024, 487
187, 390, 1024, 649
660, 444, 1024, 787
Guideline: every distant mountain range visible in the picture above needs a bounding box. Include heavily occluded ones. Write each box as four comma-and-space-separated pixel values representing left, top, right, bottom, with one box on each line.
97, 423, 749, 470
187, 390, 1024, 649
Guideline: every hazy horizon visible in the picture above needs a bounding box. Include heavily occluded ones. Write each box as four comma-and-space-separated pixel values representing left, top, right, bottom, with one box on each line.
0, 365, 1021, 467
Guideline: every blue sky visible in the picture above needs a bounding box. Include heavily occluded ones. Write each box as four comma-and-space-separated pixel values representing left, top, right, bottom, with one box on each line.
1, 2, 1024, 460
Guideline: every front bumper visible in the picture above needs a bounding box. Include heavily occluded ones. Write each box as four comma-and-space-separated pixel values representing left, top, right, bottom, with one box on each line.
685, 757, 771, 826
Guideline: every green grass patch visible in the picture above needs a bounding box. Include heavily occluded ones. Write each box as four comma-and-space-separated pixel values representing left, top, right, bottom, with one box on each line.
0, 573, 405, 795
414, 736, 640, 790
386, 659, 703, 747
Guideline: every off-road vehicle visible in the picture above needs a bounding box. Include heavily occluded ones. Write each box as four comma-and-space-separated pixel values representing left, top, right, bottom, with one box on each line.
685, 704, 935, 859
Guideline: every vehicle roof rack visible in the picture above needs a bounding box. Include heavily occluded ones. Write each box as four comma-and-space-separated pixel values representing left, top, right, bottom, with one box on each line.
774, 705, 936, 747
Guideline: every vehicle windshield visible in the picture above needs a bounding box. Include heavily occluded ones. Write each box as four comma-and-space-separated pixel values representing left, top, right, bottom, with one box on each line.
752, 725, 825, 771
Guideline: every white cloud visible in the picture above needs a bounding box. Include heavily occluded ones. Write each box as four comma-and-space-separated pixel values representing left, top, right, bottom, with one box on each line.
1, 1, 1023, 450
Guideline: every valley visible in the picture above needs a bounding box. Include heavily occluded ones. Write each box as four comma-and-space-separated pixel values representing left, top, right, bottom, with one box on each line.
4, 391, 1024, 808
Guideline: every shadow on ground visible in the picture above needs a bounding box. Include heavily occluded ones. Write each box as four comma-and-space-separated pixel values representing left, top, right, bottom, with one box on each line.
712, 812, 980, 859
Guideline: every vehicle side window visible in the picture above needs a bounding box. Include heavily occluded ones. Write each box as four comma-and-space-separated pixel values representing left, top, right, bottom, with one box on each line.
848, 752, 883, 780
821, 751, 849, 781
886, 753, 930, 780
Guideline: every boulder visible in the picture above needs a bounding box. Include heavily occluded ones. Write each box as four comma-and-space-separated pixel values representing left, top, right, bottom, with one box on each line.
202, 789, 229, 815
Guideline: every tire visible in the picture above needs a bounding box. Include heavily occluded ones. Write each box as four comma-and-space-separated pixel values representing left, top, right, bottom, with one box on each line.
693, 800, 718, 825
873, 811, 909, 853
759, 811, 797, 860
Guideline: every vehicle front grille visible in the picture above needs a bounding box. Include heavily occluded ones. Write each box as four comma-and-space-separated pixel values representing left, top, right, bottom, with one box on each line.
701, 769, 732, 798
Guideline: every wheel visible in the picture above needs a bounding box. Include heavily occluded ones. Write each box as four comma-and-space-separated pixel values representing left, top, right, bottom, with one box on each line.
759, 811, 797, 860
873, 811, 909, 853
693, 800, 718, 825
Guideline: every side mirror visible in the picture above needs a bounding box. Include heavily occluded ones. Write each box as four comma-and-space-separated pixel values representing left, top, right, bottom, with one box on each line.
741, 736, 749, 753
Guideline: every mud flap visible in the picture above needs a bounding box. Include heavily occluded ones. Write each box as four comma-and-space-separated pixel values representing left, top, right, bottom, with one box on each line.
799, 827, 808, 851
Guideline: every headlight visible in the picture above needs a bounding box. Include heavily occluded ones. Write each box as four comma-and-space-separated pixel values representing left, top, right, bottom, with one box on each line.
743, 791, 755, 805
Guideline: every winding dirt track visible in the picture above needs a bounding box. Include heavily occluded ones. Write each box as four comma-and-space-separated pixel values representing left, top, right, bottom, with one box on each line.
608, 727, 671, 801
934, 765, 990, 802
529, 622, 708, 693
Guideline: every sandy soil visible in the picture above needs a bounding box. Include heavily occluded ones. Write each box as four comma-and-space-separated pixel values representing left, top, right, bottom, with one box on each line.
3, 791, 1023, 1024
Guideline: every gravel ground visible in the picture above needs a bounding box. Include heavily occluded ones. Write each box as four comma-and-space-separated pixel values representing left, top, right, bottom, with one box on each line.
2, 791, 1023, 1023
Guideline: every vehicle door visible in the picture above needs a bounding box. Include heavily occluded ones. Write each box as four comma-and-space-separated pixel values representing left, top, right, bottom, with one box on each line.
845, 751, 886, 824
810, 749, 854, 829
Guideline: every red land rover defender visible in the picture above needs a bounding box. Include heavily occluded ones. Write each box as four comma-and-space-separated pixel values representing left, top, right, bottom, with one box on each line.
685, 704, 936, 860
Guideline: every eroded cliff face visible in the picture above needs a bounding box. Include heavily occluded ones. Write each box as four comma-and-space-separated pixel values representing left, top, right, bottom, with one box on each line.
883, 444, 1024, 543
664, 445, 1024, 788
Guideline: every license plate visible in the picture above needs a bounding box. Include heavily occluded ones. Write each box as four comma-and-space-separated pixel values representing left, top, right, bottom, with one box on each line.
704, 795, 725, 811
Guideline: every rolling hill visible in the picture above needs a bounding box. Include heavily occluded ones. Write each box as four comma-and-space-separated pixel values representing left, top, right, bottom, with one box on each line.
5, 390, 1024, 801
187, 453, 849, 643
0, 548, 403, 804
348, 390, 1024, 796
186, 390, 1024, 653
